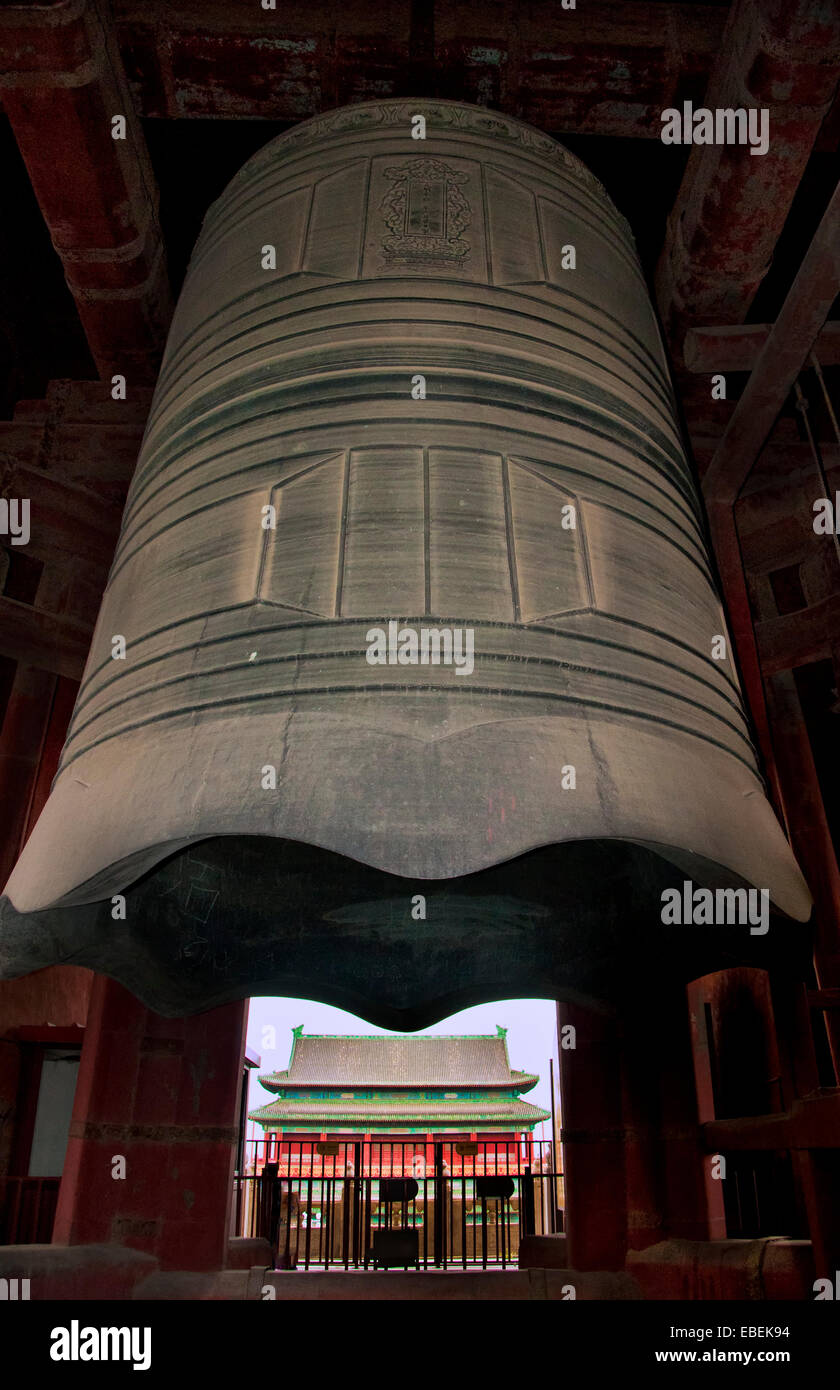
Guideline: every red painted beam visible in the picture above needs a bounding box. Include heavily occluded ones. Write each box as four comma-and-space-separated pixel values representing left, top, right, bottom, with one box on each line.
0, 380, 153, 502
656, 0, 840, 353
0, 596, 92, 680
2, 465, 122, 567
732, 450, 839, 573
808, 988, 840, 1009
693, 436, 838, 479
766, 669, 840, 1074
685, 322, 840, 375
703, 175, 840, 505
7, 1025, 86, 1044
705, 498, 785, 816
0, 0, 171, 384
703, 1093, 840, 1151
113, 0, 725, 132
755, 595, 840, 674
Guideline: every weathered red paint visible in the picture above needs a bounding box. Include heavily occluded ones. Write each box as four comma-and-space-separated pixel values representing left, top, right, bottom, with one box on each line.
0, 667, 57, 886
756, 596, 840, 674
627, 1237, 816, 1300
765, 669, 840, 1075
113, 0, 725, 132
703, 175, 840, 504
0, 971, 92, 1041
657, 0, 840, 352
556, 1001, 627, 1272
704, 1093, 840, 1151
704, 498, 786, 817
685, 323, 840, 375
0, 0, 171, 383
53, 977, 248, 1271
24, 675, 78, 838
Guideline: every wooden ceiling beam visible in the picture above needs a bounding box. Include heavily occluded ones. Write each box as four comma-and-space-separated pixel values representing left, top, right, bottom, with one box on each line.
112, 0, 724, 132
0, 597, 92, 680
685, 323, 840, 375
1, 465, 122, 568
703, 176, 840, 505
0, 0, 172, 385
656, 0, 840, 356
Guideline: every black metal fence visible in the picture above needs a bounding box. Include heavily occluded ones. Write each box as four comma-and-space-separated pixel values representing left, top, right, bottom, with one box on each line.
233, 1138, 563, 1270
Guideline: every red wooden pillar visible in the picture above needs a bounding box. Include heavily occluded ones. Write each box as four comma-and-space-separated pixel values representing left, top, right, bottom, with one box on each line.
620, 1011, 671, 1254
556, 1000, 627, 1271
766, 669, 840, 1077
651, 988, 715, 1242
686, 980, 728, 1240
618, 987, 713, 1247
53, 976, 248, 1272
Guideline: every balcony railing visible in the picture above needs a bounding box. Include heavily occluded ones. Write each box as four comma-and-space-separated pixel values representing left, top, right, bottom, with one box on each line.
233, 1138, 563, 1270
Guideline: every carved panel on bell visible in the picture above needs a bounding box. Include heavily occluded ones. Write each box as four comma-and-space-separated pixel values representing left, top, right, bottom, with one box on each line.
506, 460, 592, 622
259, 454, 346, 617
484, 167, 544, 285
363, 155, 487, 280
302, 162, 369, 278
340, 449, 426, 618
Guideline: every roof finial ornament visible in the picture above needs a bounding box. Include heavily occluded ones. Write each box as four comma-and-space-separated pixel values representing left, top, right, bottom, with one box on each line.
292, 1024, 304, 1039
496, 1024, 507, 1039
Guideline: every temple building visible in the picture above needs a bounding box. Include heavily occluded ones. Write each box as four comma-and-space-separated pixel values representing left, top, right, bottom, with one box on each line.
245, 1028, 555, 1267
248, 1027, 550, 1168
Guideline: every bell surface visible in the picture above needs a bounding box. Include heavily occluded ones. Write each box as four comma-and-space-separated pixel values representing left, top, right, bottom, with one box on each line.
0, 100, 810, 1017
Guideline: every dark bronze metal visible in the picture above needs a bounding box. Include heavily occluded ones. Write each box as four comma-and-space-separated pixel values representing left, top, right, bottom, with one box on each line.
0, 100, 810, 1017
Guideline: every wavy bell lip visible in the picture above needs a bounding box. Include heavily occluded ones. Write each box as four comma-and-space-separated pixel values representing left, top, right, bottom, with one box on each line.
1, 706, 812, 921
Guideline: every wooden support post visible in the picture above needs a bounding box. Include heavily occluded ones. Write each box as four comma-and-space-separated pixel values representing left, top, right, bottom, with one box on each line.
53, 977, 248, 1272
556, 1000, 626, 1270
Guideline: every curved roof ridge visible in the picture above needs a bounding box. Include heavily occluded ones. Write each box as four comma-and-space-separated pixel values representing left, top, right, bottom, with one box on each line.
258, 1030, 537, 1089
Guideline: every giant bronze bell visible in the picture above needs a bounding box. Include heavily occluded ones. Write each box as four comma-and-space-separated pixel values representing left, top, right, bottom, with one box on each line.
0, 101, 810, 1020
